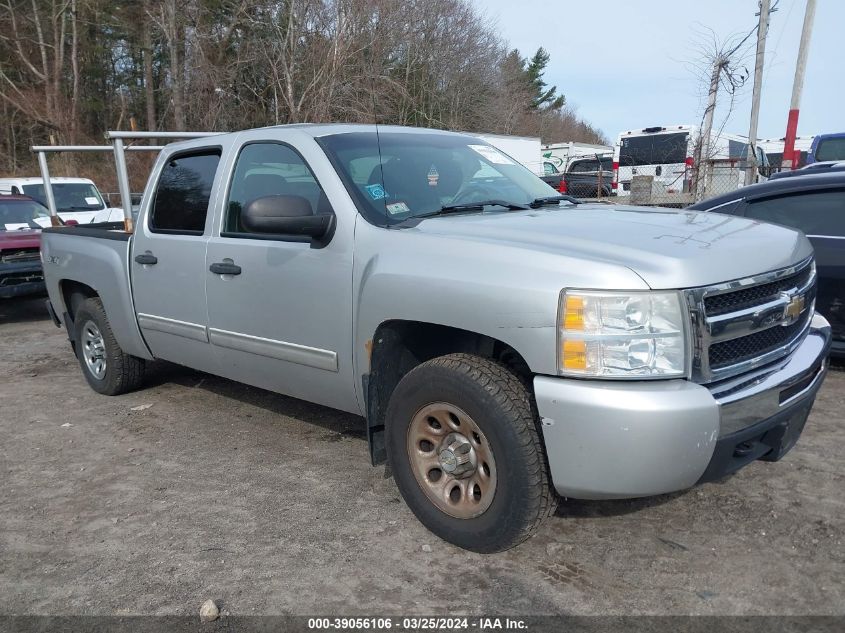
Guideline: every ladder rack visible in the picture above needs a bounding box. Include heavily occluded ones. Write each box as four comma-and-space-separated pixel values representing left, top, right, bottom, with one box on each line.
31, 131, 223, 233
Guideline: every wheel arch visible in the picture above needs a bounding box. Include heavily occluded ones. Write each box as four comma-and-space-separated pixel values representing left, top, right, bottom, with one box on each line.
59, 279, 99, 322
56, 277, 153, 361
56, 279, 100, 350
363, 319, 533, 465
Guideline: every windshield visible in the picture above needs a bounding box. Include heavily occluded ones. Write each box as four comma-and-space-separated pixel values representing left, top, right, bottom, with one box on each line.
317, 132, 557, 225
0, 200, 49, 230
815, 137, 845, 162
22, 182, 105, 212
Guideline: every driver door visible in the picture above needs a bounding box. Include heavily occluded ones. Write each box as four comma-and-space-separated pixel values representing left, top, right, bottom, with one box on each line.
204, 131, 358, 413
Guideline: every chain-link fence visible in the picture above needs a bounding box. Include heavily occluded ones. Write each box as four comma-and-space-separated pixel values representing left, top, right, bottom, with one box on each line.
575, 159, 768, 208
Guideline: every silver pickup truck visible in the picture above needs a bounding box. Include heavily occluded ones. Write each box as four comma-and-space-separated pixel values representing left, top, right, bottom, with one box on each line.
39, 124, 831, 553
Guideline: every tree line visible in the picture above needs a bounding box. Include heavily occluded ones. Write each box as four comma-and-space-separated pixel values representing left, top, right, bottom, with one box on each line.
0, 0, 606, 187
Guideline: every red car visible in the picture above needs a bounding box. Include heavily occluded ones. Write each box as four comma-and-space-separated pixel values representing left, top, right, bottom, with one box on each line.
0, 195, 51, 298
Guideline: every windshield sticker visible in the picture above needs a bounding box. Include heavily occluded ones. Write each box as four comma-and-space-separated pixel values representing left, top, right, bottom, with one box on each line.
365, 183, 388, 200
468, 144, 514, 165
385, 201, 411, 215
427, 164, 439, 187
84, 196, 100, 205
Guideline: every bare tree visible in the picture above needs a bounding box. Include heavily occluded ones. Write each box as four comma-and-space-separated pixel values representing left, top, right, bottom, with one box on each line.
0, 0, 608, 178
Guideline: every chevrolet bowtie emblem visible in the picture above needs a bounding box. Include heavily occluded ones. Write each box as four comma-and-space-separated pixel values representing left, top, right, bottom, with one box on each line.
784, 293, 805, 322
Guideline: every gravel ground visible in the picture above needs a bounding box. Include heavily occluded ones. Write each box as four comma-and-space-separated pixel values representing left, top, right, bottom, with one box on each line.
1, 296, 843, 617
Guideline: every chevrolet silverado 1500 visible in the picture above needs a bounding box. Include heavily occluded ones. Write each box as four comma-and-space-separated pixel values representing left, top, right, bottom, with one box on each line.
39, 124, 831, 552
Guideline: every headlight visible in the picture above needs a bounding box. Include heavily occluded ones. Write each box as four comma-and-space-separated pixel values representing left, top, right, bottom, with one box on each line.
558, 290, 688, 378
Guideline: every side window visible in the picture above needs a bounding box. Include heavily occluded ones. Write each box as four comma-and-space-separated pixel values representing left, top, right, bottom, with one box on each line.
225, 142, 330, 235
150, 151, 221, 234
543, 162, 558, 175
744, 189, 845, 237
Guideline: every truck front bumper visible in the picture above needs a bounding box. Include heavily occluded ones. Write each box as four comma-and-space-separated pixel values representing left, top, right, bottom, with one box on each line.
0, 262, 45, 299
534, 313, 832, 500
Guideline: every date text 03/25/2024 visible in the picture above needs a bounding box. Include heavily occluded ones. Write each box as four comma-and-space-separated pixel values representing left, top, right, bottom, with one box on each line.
307, 617, 528, 630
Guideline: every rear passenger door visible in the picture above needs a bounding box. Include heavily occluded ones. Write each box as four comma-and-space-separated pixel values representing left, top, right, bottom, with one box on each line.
131, 147, 223, 374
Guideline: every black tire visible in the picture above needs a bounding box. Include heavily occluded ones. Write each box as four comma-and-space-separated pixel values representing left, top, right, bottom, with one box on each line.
73, 297, 145, 395
385, 353, 556, 553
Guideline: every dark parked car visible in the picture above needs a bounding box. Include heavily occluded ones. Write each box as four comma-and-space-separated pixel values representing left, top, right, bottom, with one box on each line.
540, 156, 613, 198
808, 132, 845, 165
690, 172, 845, 358
769, 161, 845, 180
0, 195, 49, 299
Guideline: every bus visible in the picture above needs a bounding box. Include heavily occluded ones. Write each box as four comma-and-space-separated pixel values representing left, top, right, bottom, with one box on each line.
612, 125, 696, 200
612, 125, 769, 203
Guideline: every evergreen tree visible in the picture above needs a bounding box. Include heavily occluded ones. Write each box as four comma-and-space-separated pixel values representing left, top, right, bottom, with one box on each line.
526, 47, 565, 111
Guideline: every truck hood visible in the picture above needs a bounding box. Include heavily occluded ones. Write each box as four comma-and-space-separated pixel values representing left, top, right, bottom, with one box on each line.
411, 204, 813, 289
0, 229, 41, 250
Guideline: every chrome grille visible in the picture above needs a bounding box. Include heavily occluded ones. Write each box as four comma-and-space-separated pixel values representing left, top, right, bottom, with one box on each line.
704, 265, 813, 317
709, 318, 807, 369
685, 257, 816, 383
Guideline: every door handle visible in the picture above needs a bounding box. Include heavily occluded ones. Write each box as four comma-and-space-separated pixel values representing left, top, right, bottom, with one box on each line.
209, 262, 242, 275
134, 253, 158, 265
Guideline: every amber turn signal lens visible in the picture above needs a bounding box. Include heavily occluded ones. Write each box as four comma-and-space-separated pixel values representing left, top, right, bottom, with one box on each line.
562, 339, 587, 370
563, 295, 584, 330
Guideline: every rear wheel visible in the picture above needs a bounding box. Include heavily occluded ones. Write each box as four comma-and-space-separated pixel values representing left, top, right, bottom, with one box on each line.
386, 353, 556, 553
73, 297, 145, 395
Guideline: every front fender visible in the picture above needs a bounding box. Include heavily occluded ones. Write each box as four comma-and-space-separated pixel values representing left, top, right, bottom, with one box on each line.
351, 218, 648, 404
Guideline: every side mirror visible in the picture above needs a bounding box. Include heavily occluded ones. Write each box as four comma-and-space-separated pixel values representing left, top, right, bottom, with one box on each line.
242, 195, 334, 245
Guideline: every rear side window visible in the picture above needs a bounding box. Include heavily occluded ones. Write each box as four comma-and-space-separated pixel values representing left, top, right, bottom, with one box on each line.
150, 151, 221, 234
745, 189, 845, 237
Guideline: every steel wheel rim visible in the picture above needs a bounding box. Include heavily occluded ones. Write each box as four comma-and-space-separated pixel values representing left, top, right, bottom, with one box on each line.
406, 402, 497, 519
81, 320, 107, 380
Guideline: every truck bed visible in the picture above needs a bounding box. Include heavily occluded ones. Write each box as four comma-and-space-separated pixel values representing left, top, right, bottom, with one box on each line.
40, 225, 151, 360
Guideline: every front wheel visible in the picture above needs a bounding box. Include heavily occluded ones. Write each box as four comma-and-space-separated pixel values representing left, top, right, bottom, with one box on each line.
385, 353, 556, 552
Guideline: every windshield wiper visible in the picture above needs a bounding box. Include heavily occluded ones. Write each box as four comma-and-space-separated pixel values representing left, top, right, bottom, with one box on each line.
529, 195, 581, 208
414, 200, 530, 220
59, 205, 98, 211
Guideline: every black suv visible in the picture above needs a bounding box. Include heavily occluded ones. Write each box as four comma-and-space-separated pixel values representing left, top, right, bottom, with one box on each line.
690, 172, 845, 358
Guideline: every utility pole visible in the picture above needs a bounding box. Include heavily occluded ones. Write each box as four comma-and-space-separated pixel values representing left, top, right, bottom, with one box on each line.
782, 0, 816, 170
745, 0, 771, 185
696, 57, 723, 201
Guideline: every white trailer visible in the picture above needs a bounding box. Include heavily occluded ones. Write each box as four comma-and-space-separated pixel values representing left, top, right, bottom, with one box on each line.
541, 142, 613, 174
475, 133, 544, 176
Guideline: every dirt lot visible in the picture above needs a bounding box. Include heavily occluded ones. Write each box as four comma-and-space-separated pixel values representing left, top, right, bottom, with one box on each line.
1, 296, 843, 617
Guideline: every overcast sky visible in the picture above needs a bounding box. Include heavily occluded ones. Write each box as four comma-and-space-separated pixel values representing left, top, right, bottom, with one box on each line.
477, 0, 840, 142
